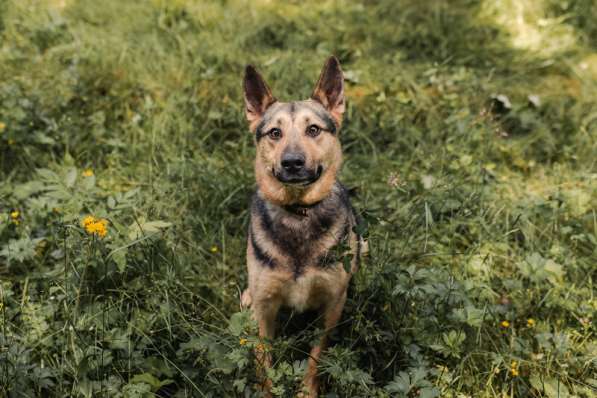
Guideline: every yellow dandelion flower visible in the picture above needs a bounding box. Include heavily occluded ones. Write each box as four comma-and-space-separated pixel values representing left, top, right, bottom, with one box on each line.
82, 215, 96, 227
91, 219, 108, 238
10, 210, 20, 219
0, 122, 5, 132
510, 361, 519, 377
500, 320, 510, 328
210, 245, 218, 253
527, 318, 535, 327
81, 216, 108, 238
7, 139, 15, 145
239, 338, 248, 346
82, 169, 94, 177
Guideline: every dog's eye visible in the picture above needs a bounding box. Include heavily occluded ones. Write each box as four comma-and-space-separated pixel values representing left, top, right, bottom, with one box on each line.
268, 128, 282, 140
307, 124, 321, 137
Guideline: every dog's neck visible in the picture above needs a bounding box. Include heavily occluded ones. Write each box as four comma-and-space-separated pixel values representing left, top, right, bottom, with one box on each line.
281, 201, 322, 217
260, 181, 348, 221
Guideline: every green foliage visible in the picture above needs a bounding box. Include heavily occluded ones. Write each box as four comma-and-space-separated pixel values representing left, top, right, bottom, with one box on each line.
0, 0, 595, 397
385, 367, 440, 398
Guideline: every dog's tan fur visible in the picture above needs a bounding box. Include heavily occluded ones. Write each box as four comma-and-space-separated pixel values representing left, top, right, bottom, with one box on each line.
253, 100, 343, 206
241, 57, 361, 397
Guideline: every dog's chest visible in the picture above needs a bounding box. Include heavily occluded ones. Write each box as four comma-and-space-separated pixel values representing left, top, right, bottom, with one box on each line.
267, 205, 347, 270
282, 267, 347, 312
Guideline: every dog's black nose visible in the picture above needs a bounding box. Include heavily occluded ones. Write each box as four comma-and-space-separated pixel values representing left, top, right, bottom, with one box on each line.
281, 152, 305, 173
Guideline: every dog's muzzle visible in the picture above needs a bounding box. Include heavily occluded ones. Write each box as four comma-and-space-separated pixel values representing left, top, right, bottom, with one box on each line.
274, 164, 323, 186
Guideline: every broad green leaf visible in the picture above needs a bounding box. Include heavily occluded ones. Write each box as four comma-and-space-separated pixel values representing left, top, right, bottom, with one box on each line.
107, 196, 116, 209
36, 168, 59, 181
82, 174, 96, 190
65, 167, 77, 188
130, 373, 173, 391
544, 259, 565, 285
111, 249, 127, 273
128, 220, 172, 240
229, 311, 251, 336
385, 371, 411, 393
0, 237, 44, 262
419, 387, 440, 398
530, 375, 570, 398
13, 181, 45, 200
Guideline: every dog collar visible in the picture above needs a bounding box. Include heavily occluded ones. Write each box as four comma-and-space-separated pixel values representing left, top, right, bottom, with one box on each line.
282, 201, 321, 217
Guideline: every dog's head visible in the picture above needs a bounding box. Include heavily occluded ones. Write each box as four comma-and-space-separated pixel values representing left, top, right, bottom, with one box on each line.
243, 56, 345, 206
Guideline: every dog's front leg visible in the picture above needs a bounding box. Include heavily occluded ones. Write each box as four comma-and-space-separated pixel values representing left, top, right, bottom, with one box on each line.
300, 291, 347, 398
252, 299, 280, 397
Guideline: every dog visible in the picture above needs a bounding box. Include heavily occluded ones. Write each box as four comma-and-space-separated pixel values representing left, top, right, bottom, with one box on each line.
241, 56, 364, 397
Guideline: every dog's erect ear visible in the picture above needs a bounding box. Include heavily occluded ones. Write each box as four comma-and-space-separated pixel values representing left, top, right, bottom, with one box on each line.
311, 56, 345, 123
243, 65, 276, 129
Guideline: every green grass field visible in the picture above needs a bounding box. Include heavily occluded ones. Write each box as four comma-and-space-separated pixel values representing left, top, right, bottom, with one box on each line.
0, 0, 595, 396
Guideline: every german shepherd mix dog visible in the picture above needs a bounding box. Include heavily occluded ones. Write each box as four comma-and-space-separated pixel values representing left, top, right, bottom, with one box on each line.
241, 56, 364, 397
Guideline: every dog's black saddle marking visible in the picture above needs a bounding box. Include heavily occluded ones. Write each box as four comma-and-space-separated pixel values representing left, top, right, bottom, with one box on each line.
250, 182, 356, 278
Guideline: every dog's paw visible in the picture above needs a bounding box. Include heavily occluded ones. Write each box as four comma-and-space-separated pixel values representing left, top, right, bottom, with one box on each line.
296, 389, 317, 398
254, 379, 273, 398
297, 377, 319, 398
241, 289, 252, 309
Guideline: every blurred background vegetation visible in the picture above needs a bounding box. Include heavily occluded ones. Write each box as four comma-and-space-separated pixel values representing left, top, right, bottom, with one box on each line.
0, 0, 595, 396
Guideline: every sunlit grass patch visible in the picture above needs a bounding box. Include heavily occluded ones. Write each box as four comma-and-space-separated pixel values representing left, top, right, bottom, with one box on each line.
481, 0, 579, 57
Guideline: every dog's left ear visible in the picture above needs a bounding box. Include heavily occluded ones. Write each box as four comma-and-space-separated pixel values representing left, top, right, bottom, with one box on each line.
243, 65, 276, 130
312, 56, 345, 125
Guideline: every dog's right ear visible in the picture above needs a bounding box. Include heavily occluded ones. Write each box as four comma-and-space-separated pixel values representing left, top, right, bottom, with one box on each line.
243, 65, 276, 130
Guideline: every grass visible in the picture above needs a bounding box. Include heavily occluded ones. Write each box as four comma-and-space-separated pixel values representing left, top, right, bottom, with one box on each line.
0, 0, 595, 396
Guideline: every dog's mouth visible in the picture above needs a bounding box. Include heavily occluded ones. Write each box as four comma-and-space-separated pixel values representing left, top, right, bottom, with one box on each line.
273, 165, 323, 186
